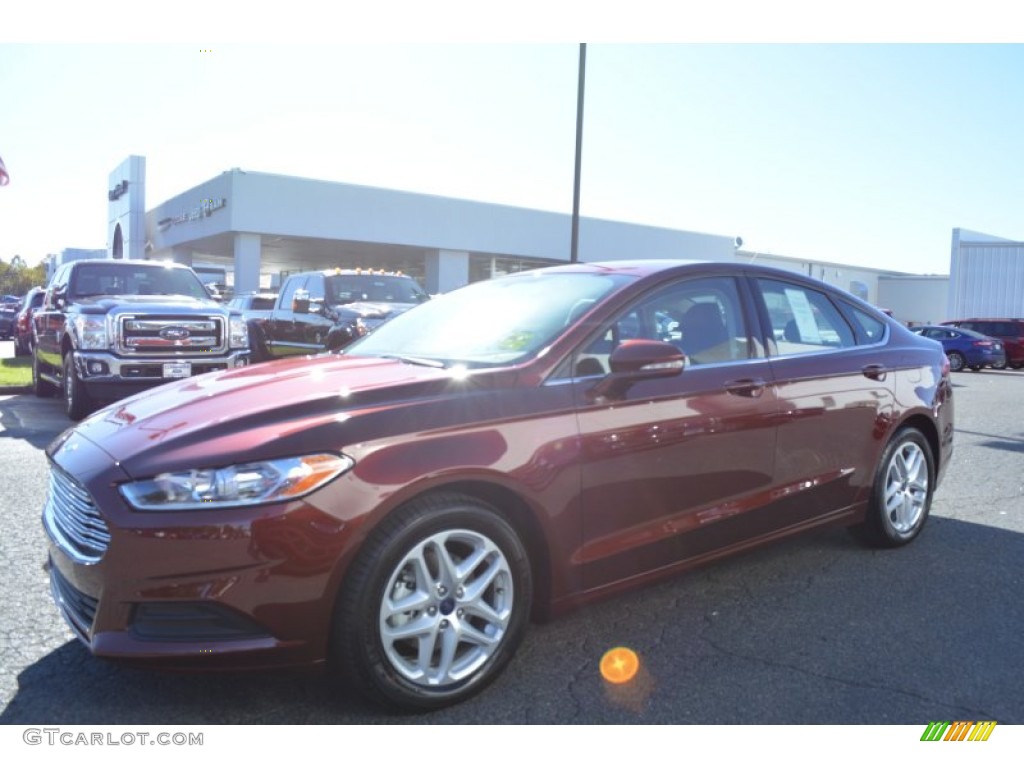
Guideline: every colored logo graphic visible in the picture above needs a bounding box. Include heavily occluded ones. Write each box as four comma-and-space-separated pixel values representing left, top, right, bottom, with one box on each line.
920, 721, 997, 742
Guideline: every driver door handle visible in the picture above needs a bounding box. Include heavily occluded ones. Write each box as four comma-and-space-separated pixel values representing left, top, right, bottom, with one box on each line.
725, 378, 766, 398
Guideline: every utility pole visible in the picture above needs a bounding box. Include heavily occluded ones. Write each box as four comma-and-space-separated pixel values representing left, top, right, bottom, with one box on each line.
570, 44, 586, 263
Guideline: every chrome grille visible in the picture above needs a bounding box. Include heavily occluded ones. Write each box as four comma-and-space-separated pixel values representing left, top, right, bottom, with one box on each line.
116, 315, 225, 355
43, 465, 110, 563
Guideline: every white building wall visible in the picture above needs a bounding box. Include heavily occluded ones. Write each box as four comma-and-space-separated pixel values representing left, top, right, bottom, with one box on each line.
738, 251, 901, 306
877, 276, 950, 325
107, 155, 146, 260
947, 228, 1024, 318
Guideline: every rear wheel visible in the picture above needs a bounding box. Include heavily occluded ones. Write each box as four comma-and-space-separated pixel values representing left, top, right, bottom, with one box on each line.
850, 427, 934, 548
63, 353, 96, 421
946, 351, 965, 372
991, 358, 1008, 370
331, 493, 532, 711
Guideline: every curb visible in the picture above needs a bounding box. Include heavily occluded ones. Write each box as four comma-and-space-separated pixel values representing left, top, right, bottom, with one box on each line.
0, 386, 32, 395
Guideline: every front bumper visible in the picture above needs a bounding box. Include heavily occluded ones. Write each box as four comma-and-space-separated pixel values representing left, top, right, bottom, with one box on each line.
43, 433, 356, 670
72, 350, 249, 400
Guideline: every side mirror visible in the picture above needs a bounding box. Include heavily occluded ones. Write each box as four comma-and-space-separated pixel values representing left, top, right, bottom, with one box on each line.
291, 289, 310, 314
589, 339, 685, 400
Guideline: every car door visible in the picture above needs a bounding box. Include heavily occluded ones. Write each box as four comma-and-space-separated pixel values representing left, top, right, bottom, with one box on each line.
751, 276, 895, 524
569, 274, 781, 591
33, 265, 71, 375
296, 273, 334, 351
266, 276, 309, 357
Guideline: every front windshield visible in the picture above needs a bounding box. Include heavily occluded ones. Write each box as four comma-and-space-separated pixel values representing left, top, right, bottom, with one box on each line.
328, 275, 428, 305
70, 265, 209, 300
345, 270, 631, 368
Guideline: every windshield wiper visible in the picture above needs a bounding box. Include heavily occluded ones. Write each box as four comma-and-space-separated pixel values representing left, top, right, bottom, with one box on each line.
378, 354, 446, 368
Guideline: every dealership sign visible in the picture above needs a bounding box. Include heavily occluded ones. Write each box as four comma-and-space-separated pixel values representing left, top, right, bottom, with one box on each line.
158, 197, 227, 230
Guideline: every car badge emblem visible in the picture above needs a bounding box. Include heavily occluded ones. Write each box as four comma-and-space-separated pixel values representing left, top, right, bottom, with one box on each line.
159, 326, 191, 341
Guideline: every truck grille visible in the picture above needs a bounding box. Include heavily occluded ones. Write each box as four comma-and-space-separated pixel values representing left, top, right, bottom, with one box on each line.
43, 464, 111, 563
116, 315, 225, 356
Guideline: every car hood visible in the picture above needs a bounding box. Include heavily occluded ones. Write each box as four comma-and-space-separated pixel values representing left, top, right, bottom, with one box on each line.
59, 354, 488, 478
73, 295, 225, 313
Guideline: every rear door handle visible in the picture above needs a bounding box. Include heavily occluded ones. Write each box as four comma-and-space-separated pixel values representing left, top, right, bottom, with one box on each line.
725, 378, 766, 397
862, 364, 887, 381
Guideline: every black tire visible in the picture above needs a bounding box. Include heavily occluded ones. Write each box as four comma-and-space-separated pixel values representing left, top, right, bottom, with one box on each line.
63, 353, 96, 421
991, 358, 1008, 370
850, 427, 934, 548
946, 351, 965, 372
331, 493, 532, 712
32, 352, 56, 398
248, 323, 270, 362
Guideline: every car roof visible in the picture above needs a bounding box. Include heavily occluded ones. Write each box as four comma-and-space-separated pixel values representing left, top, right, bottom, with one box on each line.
67, 259, 194, 269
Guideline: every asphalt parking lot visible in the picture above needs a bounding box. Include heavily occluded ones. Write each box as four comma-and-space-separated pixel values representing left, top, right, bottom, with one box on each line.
0, 343, 1021, 725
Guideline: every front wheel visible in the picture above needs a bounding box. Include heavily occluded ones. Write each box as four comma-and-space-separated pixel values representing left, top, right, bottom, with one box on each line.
32, 352, 56, 397
850, 427, 934, 548
946, 351, 965, 372
63, 353, 96, 421
331, 493, 532, 711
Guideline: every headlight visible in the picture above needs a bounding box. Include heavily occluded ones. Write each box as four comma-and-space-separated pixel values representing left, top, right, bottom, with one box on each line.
74, 316, 109, 349
229, 315, 249, 349
119, 453, 354, 511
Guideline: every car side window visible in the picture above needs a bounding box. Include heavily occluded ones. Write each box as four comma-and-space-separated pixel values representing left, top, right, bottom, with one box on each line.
839, 302, 887, 345
755, 279, 856, 355
574, 276, 753, 377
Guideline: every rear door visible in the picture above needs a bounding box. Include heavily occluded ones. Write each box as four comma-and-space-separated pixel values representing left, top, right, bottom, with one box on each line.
751, 276, 894, 522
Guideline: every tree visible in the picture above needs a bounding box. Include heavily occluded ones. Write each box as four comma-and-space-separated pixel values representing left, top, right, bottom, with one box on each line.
0, 256, 48, 299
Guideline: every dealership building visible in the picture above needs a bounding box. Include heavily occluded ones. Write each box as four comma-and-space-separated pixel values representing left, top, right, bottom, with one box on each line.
50, 156, 1020, 324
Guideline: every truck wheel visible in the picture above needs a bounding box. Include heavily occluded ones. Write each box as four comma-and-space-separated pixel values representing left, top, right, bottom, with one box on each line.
63, 354, 96, 421
248, 323, 270, 362
33, 352, 56, 398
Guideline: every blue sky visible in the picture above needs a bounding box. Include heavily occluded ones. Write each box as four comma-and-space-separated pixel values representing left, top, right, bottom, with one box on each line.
3, 27, 1023, 275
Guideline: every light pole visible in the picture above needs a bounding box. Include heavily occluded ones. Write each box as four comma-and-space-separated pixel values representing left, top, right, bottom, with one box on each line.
570, 44, 586, 263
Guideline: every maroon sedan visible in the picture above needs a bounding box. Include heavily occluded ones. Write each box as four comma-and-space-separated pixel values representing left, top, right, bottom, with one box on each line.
43, 260, 953, 711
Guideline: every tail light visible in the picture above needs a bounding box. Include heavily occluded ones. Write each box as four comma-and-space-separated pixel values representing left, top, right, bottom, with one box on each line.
973, 340, 993, 347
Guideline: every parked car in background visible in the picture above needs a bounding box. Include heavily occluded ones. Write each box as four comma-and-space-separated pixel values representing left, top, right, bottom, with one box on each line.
911, 324, 1006, 372
248, 269, 429, 361
43, 260, 953, 712
32, 259, 249, 420
15, 286, 45, 355
0, 304, 15, 339
227, 291, 279, 361
227, 291, 279, 313
941, 318, 1024, 369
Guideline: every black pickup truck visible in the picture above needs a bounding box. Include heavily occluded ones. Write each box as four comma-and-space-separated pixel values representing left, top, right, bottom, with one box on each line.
247, 269, 429, 361
32, 259, 250, 420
